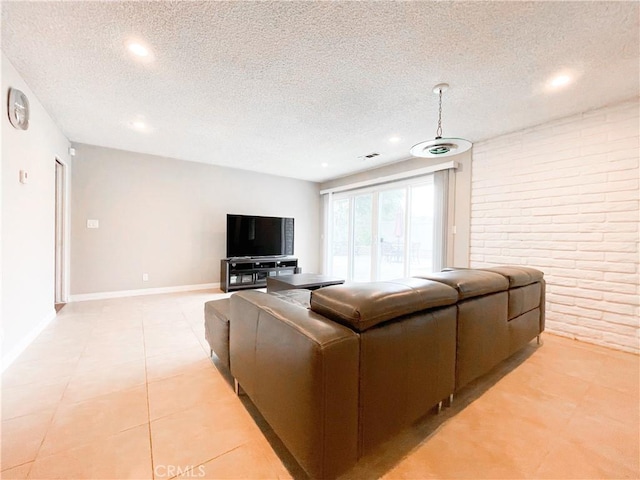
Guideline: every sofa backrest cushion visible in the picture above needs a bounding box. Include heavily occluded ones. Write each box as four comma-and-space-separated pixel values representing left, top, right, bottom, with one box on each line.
310, 278, 458, 332
480, 266, 544, 288
416, 270, 509, 300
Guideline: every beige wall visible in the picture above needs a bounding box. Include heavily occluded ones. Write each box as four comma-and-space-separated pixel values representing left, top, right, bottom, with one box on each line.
70, 144, 321, 296
319, 152, 472, 268
1, 53, 71, 368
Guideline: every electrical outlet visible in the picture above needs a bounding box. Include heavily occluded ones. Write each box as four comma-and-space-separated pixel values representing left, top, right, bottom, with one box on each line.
142, 273, 149, 282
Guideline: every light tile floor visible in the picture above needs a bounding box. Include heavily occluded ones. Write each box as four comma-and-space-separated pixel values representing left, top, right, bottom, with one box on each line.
1, 290, 638, 479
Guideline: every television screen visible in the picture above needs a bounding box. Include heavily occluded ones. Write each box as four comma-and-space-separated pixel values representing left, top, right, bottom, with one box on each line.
226, 214, 294, 258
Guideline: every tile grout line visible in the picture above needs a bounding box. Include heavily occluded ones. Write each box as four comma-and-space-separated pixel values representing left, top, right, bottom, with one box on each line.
163, 300, 246, 479
168, 444, 246, 480
0, 459, 33, 477
141, 315, 157, 480
180, 306, 211, 358
177, 298, 286, 479
21, 306, 99, 476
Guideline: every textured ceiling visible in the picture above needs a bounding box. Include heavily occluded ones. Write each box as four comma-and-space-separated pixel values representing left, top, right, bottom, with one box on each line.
2, 1, 638, 182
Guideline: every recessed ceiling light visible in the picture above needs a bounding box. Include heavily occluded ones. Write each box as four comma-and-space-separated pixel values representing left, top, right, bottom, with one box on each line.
321, 162, 329, 168
550, 74, 572, 88
128, 119, 151, 132
388, 136, 401, 143
127, 42, 149, 57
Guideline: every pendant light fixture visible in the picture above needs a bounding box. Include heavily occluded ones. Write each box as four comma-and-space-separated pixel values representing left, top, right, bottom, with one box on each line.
410, 83, 472, 158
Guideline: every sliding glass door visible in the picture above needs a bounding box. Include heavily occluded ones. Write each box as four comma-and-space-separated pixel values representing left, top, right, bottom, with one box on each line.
377, 188, 406, 280
408, 182, 436, 277
353, 194, 373, 281
327, 172, 447, 282
330, 197, 350, 280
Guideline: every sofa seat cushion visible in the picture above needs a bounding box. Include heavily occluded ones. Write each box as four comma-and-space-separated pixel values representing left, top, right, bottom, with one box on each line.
310, 278, 458, 332
481, 266, 544, 288
417, 270, 508, 300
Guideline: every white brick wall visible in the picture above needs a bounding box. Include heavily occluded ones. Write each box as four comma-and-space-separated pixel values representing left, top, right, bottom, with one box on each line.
470, 99, 639, 354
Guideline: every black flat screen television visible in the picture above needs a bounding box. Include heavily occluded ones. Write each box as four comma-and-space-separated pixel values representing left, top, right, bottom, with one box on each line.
226, 214, 294, 258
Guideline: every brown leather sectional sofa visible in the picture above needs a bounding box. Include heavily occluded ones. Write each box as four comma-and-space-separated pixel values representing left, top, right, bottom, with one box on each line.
216, 266, 545, 479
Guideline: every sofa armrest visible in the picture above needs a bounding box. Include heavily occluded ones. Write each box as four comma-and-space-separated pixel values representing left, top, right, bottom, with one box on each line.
230, 290, 359, 479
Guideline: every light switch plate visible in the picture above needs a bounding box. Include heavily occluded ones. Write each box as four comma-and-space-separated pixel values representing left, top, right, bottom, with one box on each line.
87, 219, 99, 229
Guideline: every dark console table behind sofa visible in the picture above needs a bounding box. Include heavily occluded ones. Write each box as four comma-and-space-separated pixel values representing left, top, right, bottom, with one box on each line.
266, 273, 344, 292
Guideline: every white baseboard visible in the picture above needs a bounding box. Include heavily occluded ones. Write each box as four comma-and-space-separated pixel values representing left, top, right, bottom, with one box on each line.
2, 309, 57, 372
68, 282, 221, 302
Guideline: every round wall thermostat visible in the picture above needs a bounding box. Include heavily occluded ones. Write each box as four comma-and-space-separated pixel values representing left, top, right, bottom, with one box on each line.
7, 87, 30, 130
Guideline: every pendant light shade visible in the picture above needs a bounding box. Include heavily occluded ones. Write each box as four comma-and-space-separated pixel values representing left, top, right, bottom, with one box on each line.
410, 138, 473, 157
410, 83, 472, 158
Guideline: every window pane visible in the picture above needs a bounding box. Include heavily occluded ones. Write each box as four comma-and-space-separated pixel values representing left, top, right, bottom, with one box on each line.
378, 189, 406, 280
409, 182, 435, 276
353, 194, 372, 281
331, 198, 349, 278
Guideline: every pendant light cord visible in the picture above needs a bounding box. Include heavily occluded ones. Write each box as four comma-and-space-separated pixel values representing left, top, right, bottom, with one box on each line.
436, 88, 443, 139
